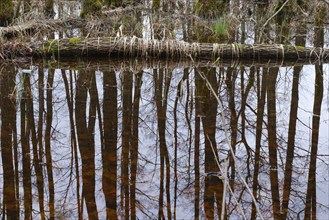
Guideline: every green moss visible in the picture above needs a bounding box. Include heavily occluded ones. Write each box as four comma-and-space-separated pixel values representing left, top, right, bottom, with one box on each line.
286, 45, 305, 51
295, 46, 305, 51
152, 0, 160, 9
44, 40, 59, 54
239, 44, 245, 49
69, 38, 81, 45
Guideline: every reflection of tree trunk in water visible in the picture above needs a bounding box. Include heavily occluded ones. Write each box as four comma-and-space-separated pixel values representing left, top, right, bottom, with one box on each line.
38, 68, 44, 170
62, 70, 82, 220
21, 73, 32, 220
45, 70, 55, 219
154, 69, 172, 220
37, 67, 46, 219
251, 68, 267, 220
103, 71, 118, 220
0, 70, 19, 219
130, 71, 143, 220
198, 68, 224, 219
194, 71, 201, 220
280, 65, 300, 219
173, 70, 187, 220
281, 29, 305, 220
75, 71, 98, 219
240, 66, 254, 181
225, 68, 238, 192
25, 69, 46, 220
184, 69, 193, 185
12, 70, 20, 217
304, 5, 325, 218
173, 80, 179, 220
121, 71, 132, 220
304, 64, 323, 220
266, 67, 280, 220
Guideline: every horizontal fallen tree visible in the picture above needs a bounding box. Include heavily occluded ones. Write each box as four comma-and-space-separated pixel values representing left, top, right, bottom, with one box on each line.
1, 36, 329, 63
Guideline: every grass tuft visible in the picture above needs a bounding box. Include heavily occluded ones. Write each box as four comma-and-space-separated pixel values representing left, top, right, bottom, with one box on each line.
213, 17, 228, 38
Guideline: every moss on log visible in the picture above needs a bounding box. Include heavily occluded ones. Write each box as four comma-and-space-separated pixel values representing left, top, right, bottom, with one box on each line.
2, 37, 329, 63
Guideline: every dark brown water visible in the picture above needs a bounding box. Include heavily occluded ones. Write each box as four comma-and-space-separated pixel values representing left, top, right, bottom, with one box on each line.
0, 60, 328, 219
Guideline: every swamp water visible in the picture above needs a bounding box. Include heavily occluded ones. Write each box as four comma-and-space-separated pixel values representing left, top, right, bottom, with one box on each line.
1, 0, 329, 219
0, 59, 328, 219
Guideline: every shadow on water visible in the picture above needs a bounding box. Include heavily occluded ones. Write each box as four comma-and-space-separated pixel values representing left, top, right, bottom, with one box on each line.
0, 58, 328, 219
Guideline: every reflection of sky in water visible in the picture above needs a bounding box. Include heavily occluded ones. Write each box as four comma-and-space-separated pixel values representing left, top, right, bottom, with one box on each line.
46, 63, 328, 218
277, 65, 329, 219
1, 59, 328, 219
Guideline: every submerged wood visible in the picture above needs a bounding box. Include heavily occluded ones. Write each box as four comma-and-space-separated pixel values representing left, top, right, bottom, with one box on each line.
2, 36, 329, 62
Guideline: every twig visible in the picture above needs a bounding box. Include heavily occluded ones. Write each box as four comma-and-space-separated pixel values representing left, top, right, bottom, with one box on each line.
259, 0, 290, 42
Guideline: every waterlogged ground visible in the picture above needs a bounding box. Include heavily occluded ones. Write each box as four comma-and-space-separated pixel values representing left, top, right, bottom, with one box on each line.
0, 59, 328, 219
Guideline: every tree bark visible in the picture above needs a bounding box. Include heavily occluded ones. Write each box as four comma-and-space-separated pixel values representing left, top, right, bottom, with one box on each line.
2, 37, 329, 62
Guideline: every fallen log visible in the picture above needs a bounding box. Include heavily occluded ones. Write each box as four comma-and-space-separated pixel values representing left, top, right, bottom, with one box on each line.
1, 36, 329, 62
